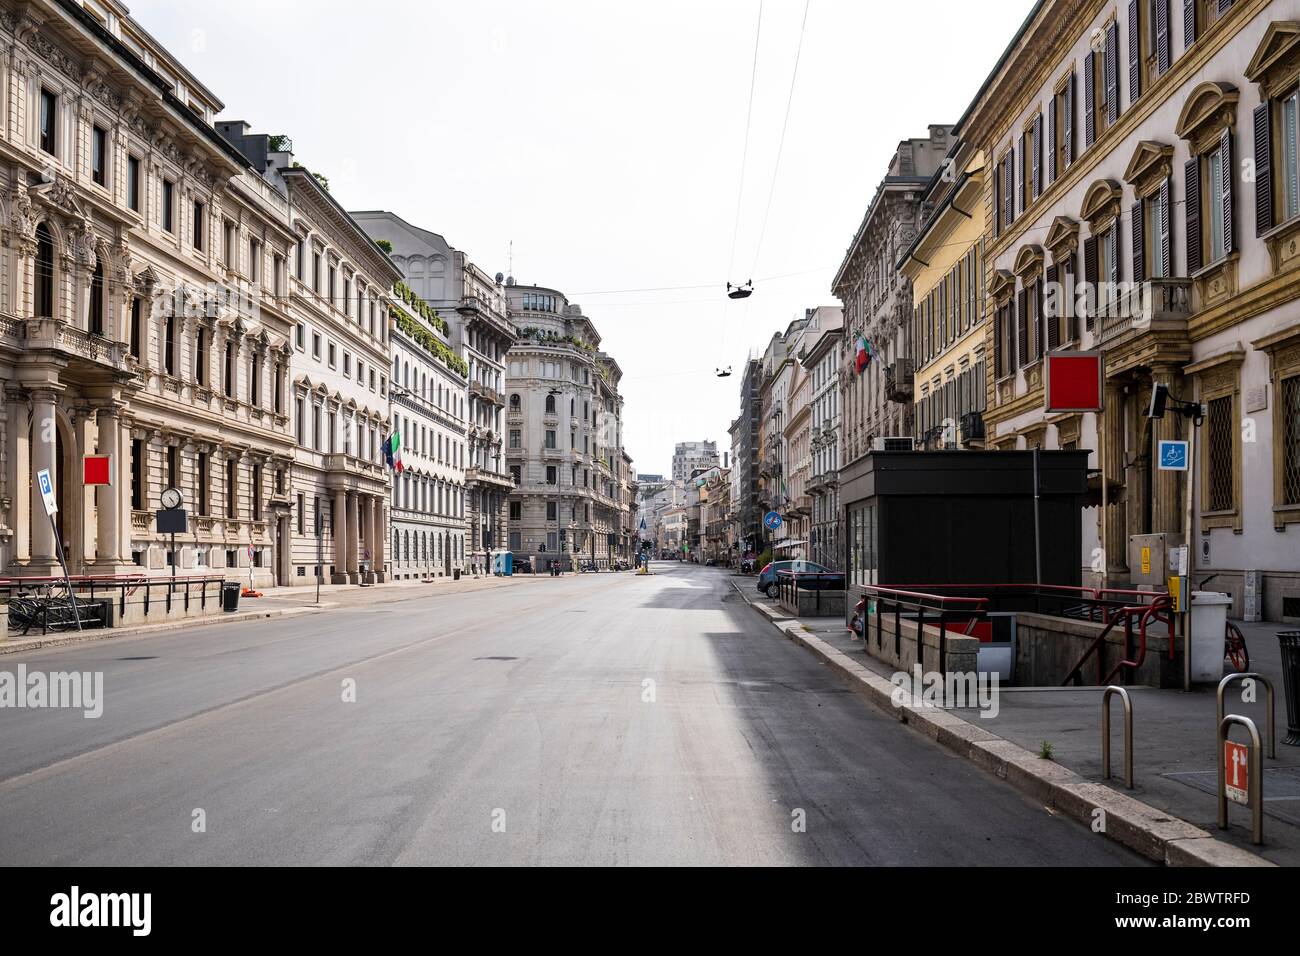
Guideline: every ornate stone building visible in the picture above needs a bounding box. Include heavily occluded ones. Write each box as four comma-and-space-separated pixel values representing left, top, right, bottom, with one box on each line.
832, 127, 952, 465
351, 211, 518, 577
965, 0, 1300, 617
834, 127, 951, 594
502, 283, 629, 569
1, 1, 297, 586
217, 125, 396, 586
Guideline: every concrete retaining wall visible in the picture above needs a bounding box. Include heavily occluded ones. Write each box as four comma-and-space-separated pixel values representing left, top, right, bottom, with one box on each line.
1014, 611, 1181, 687
777, 588, 846, 618
862, 610, 980, 678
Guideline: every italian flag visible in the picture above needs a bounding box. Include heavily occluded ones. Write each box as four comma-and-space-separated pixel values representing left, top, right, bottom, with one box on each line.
854, 335, 871, 374
385, 431, 404, 473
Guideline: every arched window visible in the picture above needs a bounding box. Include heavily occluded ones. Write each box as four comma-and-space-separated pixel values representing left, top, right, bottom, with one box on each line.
545, 393, 556, 414
89, 259, 105, 335
34, 223, 55, 319
510, 393, 521, 410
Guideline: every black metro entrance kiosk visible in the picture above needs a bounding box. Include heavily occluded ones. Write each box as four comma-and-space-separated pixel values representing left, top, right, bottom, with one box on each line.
839, 450, 1091, 590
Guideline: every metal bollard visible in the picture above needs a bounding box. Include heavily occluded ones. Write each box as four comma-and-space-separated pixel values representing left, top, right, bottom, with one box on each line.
1216, 672, 1276, 759
1101, 685, 1134, 789
1217, 714, 1264, 845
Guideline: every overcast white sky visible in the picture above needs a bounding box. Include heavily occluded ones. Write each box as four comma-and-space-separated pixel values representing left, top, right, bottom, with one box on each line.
134, 0, 1033, 476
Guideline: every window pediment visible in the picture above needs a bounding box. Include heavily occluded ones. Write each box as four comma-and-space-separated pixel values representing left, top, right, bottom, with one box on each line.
1080, 179, 1123, 227
1123, 141, 1175, 195
1245, 21, 1300, 98
1013, 244, 1045, 279
988, 269, 1016, 303
1044, 216, 1080, 257
1175, 82, 1240, 150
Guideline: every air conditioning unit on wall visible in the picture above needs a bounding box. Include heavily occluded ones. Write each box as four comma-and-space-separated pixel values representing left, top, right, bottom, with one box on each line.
872, 437, 915, 451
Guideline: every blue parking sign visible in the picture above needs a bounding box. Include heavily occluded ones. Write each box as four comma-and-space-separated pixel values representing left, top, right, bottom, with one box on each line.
1158, 440, 1189, 471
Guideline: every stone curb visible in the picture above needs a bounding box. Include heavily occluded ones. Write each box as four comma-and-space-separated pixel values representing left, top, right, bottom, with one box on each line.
733, 583, 1274, 868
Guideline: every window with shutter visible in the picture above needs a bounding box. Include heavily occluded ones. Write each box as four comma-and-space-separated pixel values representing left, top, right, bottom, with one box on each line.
1017, 133, 1026, 212
1284, 90, 1300, 223
1106, 20, 1120, 124
1062, 257, 1077, 343
1185, 156, 1203, 272
1084, 53, 1097, 148
1222, 126, 1234, 255
1064, 73, 1074, 165
1033, 280, 1044, 360
1255, 101, 1274, 236
1083, 234, 1099, 330
1132, 200, 1145, 282
1005, 151, 1015, 227
1184, 0, 1196, 50
1107, 222, 1121, 309
1128, 0, 1141, 102
1159, 178, 1172, 277
1155, 0, 1170, 74
1016, 287, 1028, 367
1033, 113, 1043, 199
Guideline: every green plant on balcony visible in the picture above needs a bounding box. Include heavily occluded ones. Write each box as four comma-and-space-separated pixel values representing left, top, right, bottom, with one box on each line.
375, 238, 394, 254
392, 281, 449, 335
391, 308, 467, 376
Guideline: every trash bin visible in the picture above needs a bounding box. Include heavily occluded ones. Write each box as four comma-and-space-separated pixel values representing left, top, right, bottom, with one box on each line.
1188, 591, 1232, 683
1280, 631, 1300, 746
453, 568, 460, 581
221, 581, 241, 612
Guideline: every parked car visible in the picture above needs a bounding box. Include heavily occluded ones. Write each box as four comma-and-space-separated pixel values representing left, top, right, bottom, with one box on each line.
756, 559, 833, 596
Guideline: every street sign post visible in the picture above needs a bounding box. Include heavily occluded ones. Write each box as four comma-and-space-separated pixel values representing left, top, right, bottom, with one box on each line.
36, 467, 81, 631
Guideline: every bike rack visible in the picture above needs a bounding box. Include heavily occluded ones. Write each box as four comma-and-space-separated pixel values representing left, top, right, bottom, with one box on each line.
1216, 672, 1276, 760
1217, 714, 1264, 845
1101, 685, 1134, 789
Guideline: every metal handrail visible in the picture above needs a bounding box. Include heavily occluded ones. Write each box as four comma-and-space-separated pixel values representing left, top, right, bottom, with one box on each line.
1101, 685, 1134, 789
1061, 595, 1174, 686
859, 585, 990, 678
1217, 672, 1277, 760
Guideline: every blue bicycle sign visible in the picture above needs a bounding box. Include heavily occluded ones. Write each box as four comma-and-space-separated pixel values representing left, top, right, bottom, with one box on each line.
763, 511, 783, 532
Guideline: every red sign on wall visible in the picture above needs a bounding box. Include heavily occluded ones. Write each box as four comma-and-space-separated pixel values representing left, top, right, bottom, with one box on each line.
1045, 351, 1105, 413
83, 455, 112, 486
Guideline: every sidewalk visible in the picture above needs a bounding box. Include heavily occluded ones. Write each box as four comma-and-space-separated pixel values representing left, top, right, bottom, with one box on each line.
0, 571, 537, 656
734, 583, 1285, 866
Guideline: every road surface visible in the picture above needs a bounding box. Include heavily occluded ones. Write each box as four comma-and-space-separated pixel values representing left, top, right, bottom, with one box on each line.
0, 563, 1144, 865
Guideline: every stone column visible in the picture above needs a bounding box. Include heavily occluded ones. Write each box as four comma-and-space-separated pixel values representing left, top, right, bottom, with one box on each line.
346, 491, 359, 583
330, 489, 348, 584
94, 403, 125, 567
4, 388, 31, 567
372, 496, 387, 582
359, 493, 372, 582
29, 387, 60, 570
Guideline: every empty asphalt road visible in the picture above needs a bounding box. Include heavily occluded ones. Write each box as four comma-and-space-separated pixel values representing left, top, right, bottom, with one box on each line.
0, 563, 1144, 865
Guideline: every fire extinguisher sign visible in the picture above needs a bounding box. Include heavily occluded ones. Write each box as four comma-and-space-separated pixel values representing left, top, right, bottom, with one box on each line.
1224, 740, 1250, 805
